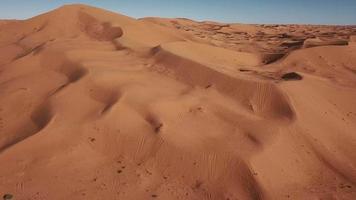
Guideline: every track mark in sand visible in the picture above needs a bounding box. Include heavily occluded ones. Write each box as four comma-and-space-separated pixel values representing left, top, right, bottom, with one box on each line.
133, 135, 165, 167
250, 82, 295, 121
15, 181, 25, 195
238, 161, 264, 200
132, 112, 166, 164
199, 153, 263, 200
133, 136, 148, 163
206, 153, 219, 181
0, 117, 3, 134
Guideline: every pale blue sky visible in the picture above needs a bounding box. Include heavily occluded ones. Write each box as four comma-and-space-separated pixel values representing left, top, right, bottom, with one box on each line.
0, 0, 355, 25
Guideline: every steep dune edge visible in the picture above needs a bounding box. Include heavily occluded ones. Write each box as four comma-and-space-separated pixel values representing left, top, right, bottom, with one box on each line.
276, 77, 356, 196
151, 41, 295, 121
270, 44, 356, 86
250, 44, 356, 198
303, 38, 349, 48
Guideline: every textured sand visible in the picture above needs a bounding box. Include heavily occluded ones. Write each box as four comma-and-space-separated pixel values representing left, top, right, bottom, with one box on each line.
0, 4, 356, 200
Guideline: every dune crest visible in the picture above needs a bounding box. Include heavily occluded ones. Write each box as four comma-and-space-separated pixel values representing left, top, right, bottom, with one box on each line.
0, 4, 356, 200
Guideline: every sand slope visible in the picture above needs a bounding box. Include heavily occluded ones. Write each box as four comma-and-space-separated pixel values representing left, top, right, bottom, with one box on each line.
0, 4, 356, 200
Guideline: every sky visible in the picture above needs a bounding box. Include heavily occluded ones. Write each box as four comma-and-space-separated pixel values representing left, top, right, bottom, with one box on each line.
0, 0, 355, 25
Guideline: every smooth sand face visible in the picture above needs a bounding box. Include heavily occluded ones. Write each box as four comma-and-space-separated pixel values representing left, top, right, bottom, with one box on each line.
0, 4, 356, 200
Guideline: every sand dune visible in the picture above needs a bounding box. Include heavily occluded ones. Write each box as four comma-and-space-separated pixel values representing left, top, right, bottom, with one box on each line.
0, 4, 356, 200
303, 38, 349, 48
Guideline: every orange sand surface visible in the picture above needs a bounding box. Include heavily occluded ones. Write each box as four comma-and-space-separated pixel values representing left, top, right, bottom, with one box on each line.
0, 4, 356, 200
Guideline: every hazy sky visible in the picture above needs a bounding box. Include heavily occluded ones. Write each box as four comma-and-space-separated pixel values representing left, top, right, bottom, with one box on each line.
0, 0, 355, 24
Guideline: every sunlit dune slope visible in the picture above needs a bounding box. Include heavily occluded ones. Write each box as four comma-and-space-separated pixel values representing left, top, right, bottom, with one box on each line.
0, 4, 356, 200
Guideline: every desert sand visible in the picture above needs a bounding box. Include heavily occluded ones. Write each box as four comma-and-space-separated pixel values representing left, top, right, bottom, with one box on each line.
0, 4, 356, 200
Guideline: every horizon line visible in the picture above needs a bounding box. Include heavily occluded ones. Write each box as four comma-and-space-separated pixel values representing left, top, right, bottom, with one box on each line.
1, 3, 355, 26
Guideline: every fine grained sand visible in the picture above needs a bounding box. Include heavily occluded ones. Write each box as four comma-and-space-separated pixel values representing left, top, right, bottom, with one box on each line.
0, 4, 356, 200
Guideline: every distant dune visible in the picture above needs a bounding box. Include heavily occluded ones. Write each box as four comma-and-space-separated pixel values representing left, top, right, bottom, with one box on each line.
0, 4, 356, 200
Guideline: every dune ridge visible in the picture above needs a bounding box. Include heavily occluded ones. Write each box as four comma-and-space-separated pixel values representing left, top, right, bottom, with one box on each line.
0, 4, 356, 200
